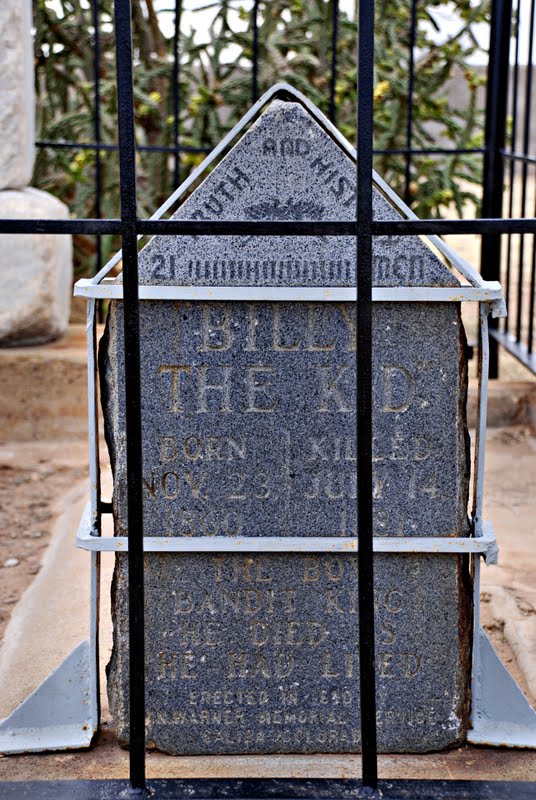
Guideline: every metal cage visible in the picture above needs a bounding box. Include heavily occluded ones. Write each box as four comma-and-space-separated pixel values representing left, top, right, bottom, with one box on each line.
0, 1, 536, 798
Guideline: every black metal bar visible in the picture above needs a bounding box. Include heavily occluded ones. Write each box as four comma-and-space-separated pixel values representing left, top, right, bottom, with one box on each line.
36, 139, 487, 157
3, 779, 536, 800
139, 218, 536, 235
36, 140, 211, 154
0, 219, 122, 234
92, 0, 103, 283
480, 0, 513, 377
113, 0, 146, 792
503, 0, 522, 335
527, 235, 536, 353
404, 0, 418, 205
172, 0, 181, 189
252, 0, 260, 103
516, 0, 535, 344
377, 147, 486, 155
139, 220, 358, 235
3, 217, 536, 237
356, 0, 378, 789
528, 12, 536, 354
329, 0, 339, 124
490, 327, 536, 371
501, 149, 536, 164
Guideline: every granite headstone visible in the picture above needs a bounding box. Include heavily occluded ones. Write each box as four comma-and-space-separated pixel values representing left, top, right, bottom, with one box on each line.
101, 97, 472, 754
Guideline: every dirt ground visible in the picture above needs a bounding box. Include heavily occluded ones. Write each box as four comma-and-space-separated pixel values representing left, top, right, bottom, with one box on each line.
0, 441, 88, 643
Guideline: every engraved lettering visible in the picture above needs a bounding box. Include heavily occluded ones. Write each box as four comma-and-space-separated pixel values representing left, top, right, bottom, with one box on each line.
159, 365, 191, 413
199, 306, 234, 352
316, 366, 351, 412
197, 366, 232, 413
160, 435, 177, 461
338, 304, 357, 351
244, 366, 278, 412
403, 653, 422, 677
379, 653, 395, 677
382, 365, 415, 413
384, 589, 403, 613
272, 305, 301, 351
245, 304, 259, 351
305, 304, 335, 351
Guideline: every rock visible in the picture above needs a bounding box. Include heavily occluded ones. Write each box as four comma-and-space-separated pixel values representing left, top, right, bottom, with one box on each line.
4, 559, 19, 568
101, 97, 472, 754
0, 189, 73, 346
0, 0, 35, 190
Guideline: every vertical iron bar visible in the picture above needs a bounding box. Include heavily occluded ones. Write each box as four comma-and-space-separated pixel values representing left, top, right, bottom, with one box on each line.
329, 0, 339, 124
92, 0, 103, 324
172, 0, 181, 189
516, 0, 535, 344
528, 227, 536, 352
404, 0, 418, 206
252, 0, 260, 103
504, 0, 521, 335
528, 10, 536, 353
113, 0, 146, 792
357, 0, 378, 789
480, 0, 513, 377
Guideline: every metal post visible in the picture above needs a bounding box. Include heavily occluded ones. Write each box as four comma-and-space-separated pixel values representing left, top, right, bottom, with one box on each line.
172, 0, 181, 189
329, 0, 339, 125
92, 0, 104, 324
357, 0, 378, 790
113, 0, 146, 793
404, 0, 418, 206
252, 0, 260, 104
480, 0, 513, 377
503, 0, 521, 335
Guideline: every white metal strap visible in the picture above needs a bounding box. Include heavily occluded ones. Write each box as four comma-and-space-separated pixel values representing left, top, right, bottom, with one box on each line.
74, 278, 503, 304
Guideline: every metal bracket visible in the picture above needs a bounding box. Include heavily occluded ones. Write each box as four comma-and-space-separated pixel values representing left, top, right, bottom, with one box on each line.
75, 501, 499, 558
73, 279, 504, 305
469, 626, 536, 748
0, 640, 98, 754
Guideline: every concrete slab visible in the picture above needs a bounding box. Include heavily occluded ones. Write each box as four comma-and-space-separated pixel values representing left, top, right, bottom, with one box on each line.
480, 426, 536, 705
0, 480, 95, 719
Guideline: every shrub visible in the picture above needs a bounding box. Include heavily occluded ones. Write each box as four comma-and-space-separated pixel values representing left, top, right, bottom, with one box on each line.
33, 0, 489, 276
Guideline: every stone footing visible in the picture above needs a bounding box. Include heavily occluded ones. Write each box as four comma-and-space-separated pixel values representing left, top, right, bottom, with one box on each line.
0, 188, 72, 347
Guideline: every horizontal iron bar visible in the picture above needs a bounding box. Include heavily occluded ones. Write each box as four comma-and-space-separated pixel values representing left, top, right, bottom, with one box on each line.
375, 147, 486, 156
74, 279, 503, 304
490, 328, 536, 373
0, 219, 122, 235
36, 139, 485, 158
36, 140, 212, 155
2, 779, 536, 800
138, 218, 536, 236
372, 218, 536, 235
139, 219, 357, 235
2, 218, 536, 237
501, 149, 536, 165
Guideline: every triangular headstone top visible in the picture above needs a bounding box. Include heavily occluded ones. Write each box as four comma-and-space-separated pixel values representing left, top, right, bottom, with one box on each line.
136, 98, 459, 288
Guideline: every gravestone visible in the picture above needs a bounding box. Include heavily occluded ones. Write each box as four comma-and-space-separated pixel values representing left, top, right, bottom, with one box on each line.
101, 97, 472, 754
